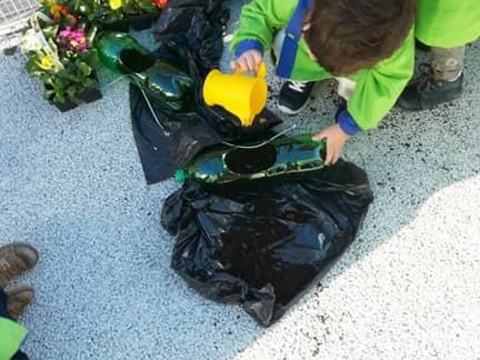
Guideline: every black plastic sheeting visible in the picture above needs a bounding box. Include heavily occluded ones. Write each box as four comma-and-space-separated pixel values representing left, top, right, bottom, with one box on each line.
130, 0, 281, 184
153, 0, 230, 78
161, 160, 374, 326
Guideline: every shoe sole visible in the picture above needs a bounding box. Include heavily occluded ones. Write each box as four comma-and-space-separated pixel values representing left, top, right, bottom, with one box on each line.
277, 100, 311, 115
398, 91, 462, 111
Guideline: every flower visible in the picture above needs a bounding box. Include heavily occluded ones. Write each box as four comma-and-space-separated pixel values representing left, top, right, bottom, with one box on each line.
59, 27, 89, 52
50, 4, 69, 22
22, 9, 100, 106
38, 55, 54, 70
109, 0, 123, 10
151, 0, 168, 8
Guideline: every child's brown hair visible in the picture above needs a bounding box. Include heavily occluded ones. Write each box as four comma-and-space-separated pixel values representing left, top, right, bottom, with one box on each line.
303, 0, 416, 76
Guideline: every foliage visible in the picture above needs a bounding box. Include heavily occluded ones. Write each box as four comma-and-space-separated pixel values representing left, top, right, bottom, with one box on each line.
70, 0, 169, 24
20, 4, 100, 104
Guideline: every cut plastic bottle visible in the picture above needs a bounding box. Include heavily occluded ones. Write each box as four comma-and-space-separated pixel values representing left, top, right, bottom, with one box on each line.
174, 133, 327, 184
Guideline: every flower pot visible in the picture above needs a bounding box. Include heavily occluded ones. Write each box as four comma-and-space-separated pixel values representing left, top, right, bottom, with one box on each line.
78, 86, 103, 103
46, 76, 103, 112
51, 98, 79, 112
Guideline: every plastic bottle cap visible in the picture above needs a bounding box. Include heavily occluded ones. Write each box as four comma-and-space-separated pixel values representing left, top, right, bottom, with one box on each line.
174, 169, 187, 183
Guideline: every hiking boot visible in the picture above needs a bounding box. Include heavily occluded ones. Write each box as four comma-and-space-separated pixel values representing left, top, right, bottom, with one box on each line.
0, 243, 39, 288
398, 67, 463, 111
277, 81, 315, 115
7, 286, 35, 320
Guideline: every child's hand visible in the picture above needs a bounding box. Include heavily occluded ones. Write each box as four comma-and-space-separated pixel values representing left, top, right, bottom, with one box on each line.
230, 50, 263, 73
312, 124, 350, 164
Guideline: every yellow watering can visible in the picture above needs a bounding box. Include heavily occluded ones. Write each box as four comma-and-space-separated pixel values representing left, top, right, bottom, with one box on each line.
203, 62, 268, 127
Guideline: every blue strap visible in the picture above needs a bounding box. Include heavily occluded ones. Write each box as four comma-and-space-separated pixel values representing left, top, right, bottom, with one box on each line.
276, 0, 313, 78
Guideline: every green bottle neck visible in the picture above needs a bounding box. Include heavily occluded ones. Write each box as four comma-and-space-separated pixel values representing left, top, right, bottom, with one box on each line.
174, 169, 189, 184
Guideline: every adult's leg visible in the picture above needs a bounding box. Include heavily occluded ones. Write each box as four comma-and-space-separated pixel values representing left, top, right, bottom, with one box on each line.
431, 45, 465, 81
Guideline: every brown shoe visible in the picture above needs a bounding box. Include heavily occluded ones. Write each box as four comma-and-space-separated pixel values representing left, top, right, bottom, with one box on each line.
6, 286, 35, 320
0, 242, 39, 288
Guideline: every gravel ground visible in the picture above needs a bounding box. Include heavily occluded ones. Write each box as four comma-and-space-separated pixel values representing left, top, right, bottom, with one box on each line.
1, 2, 479, 359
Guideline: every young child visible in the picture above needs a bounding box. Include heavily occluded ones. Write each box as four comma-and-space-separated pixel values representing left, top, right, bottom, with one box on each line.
398, 0, 480, 110
230, 0, 416, 164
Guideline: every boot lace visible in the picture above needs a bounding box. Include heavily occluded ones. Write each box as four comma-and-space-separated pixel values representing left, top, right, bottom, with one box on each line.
414, 63, 440, 92
288, 81, 307, 93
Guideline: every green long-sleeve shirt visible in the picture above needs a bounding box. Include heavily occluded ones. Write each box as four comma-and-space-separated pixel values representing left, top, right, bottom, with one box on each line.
231, 0, 415, 131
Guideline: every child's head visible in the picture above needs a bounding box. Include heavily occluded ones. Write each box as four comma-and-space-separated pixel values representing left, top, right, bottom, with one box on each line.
303, 0, 416, 76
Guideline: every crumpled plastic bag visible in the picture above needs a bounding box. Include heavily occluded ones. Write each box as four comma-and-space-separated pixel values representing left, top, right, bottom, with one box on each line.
130, 0, 281, 184
161, 160, 374, 326
154, 0, 230, 77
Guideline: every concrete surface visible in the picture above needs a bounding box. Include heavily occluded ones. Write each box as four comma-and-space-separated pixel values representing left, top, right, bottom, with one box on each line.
1, 2, 479, 359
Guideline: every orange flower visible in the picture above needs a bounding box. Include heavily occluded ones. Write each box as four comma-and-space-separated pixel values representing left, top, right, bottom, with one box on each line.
151, 0, 168, 8
50, 4, 69, 22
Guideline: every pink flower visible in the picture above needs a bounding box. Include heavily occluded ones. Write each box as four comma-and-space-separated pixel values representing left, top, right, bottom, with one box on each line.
59, 27, 89, 52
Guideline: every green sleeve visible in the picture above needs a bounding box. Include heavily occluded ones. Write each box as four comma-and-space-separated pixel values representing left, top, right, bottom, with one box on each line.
230, 0, 297, 53
0, 318, 28, 360
347, 28, 415, 130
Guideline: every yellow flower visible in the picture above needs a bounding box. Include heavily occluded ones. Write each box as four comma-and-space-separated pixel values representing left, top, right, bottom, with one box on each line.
109, 0, 122, 10
38, 55, 54, 70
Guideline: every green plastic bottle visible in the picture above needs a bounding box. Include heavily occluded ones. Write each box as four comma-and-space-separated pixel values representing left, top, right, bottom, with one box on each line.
174, 133, 326, 184
95, 32, 195, 112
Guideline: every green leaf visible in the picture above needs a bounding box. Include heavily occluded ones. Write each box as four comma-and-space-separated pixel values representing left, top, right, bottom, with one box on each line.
66, 87, 81, 103
43, 87, 56, 100
55, 92, 66, 104
75, 60, 92, 76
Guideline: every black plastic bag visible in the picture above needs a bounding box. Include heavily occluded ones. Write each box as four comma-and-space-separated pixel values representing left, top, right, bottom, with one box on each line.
161, 160, 374, 326
130, 66, 282, 184
130, 1, 281, 184
153, 0, 230, 77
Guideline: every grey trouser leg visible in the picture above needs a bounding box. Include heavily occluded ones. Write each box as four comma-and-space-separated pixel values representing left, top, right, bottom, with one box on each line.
431, 46, 465, 81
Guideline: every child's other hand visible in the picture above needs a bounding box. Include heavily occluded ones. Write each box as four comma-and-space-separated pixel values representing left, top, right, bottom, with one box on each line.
312, 124, 350, 164
230, 50, 263, 73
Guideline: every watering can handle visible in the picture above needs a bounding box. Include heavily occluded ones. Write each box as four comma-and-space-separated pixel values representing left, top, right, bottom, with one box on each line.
256, 62, 267, 78
234, 62, 267, 78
